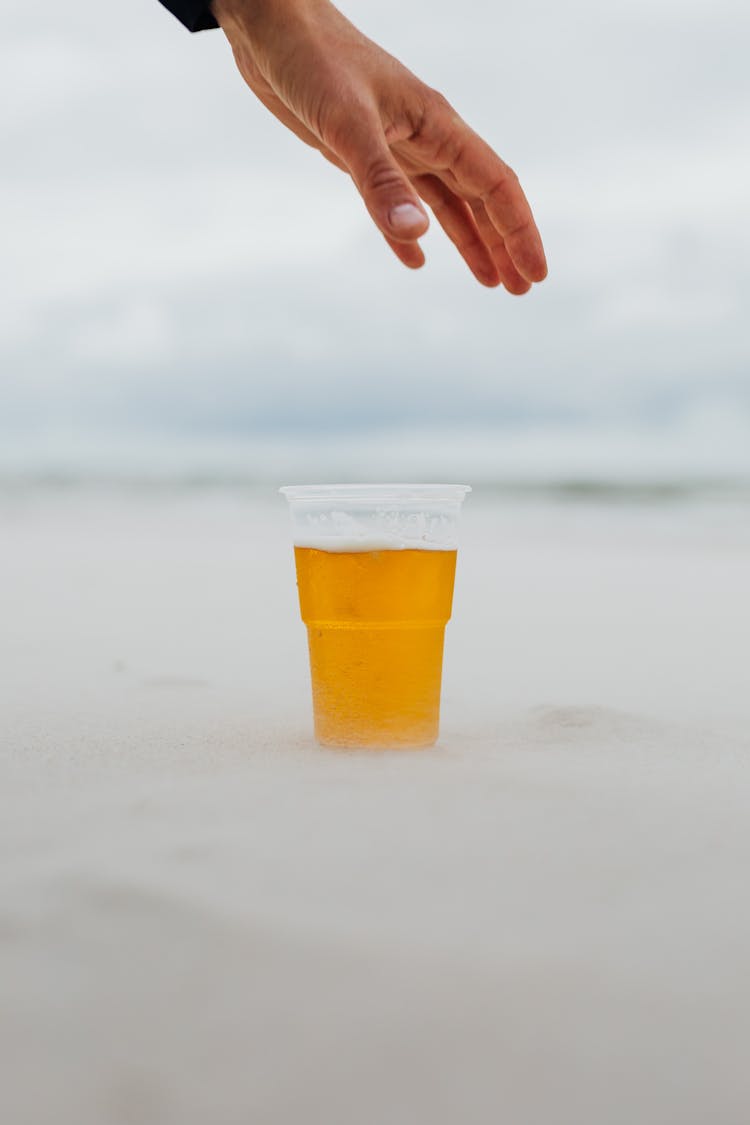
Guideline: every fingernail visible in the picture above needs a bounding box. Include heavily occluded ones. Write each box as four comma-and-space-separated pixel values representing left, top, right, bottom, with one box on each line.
389, 203, 428, 233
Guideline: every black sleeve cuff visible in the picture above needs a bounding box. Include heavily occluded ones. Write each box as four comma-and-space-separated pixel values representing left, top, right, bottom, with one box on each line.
158, 1, 219, 31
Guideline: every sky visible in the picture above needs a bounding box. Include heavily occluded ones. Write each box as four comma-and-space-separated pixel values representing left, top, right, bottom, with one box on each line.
1, 0, 749, 478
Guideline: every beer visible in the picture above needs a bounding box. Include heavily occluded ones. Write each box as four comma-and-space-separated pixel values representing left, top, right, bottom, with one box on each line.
281, 483, 470, 749
294, 546, 458, 748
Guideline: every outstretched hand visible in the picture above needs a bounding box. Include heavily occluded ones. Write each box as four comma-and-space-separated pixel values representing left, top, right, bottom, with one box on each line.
212, 0, 547, 292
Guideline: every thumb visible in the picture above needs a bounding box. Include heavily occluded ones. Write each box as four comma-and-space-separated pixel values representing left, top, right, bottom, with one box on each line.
340, 121, 430, 242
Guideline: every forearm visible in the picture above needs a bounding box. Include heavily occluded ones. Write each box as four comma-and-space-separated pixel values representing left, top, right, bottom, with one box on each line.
212, 0, 344, 63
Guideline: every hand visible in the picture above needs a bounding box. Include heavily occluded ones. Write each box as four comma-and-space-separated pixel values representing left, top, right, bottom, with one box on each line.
212, 0, 547, 292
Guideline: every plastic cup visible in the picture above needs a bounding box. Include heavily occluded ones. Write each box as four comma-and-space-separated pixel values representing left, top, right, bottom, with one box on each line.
280, 483, 470, 748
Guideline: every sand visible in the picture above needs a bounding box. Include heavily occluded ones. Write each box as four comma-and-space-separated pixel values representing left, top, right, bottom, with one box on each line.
2, 486, 750, 1124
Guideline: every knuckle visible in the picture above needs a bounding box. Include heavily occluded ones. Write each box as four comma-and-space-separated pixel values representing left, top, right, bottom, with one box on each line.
424, 87, 452, 115
363, 155, 406, 195
396, 86, 455, 146
485, 172, 521, 209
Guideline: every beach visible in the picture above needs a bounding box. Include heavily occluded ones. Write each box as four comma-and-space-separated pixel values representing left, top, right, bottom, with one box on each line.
2, 484, 750, 1123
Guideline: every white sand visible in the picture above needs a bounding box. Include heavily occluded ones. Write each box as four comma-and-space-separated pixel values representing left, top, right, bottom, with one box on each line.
2, 487, 750, 1124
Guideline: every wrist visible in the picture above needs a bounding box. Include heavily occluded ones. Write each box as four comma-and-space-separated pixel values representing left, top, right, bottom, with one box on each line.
212, 0, 325, 36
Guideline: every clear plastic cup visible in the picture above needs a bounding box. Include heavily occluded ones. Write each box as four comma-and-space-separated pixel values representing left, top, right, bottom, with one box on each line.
280, 484, 470, 748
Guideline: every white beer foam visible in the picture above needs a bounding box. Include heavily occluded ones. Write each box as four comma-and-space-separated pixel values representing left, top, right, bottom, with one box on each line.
293, 535, 456, 552
288, 504, 460, 551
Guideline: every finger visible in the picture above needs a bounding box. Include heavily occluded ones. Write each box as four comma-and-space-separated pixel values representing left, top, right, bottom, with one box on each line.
383, 235, 426, 270
480, 167, 547, 284
426, 112, 547, 282
333, 113, 430, 243
456, 143, 546, 282
414, 174, 501, 287
468, 199, 532, 295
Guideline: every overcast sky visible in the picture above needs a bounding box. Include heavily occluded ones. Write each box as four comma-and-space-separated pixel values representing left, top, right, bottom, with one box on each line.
1, 0, 749, 476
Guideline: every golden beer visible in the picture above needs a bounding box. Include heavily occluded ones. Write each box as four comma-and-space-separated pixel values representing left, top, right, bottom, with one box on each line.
294, 546, 458, 748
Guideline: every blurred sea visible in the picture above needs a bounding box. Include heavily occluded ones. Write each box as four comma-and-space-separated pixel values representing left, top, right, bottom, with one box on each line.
2, 477, 750, 508
2, 415, 750, 506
